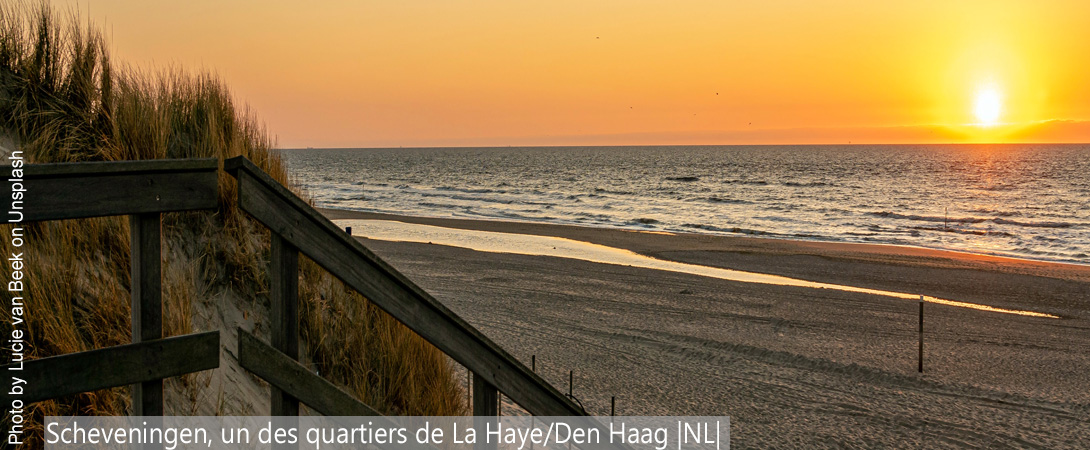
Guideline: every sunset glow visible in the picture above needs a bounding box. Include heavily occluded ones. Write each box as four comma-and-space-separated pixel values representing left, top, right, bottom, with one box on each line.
50, 0, 1090, 147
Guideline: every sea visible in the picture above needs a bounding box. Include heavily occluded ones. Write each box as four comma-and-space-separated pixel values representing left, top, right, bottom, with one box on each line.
279, 145, 1090, 264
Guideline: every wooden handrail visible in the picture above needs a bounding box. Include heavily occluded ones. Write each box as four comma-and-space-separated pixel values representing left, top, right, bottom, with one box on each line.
224, 156, 588, 418
1, 158, 222, 417
0, 332, 219, 405
237, 330, 384, 417
3, 156, 618, 442
3, 158, 218, 221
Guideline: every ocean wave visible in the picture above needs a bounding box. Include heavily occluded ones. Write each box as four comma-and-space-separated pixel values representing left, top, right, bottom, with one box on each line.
865, 225, 922, 235
331, 194, 370, 202
418, 192, 515, 205
871, 211, 1076, 229
704, 196, 752, 204
908, 226, 1016, 237
868, 211, 987, 224
574, 211, 613, 220
680, 223, 771, 235
723, 179, 768, 186
284, 145, 1089, 264
992, 218, 1074, 228
416, 201, 471, 210
967, 208, 1020, 217
783, 181, 831, 187
435, 186, 508, 195
593, 188, 636, 196
522, 200, 556, 207
973, 184, 1015, 191
754, 215, 793, 223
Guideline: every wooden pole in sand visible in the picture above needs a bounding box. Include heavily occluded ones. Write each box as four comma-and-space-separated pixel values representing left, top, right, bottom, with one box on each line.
531, 356, 535, 450
270, 234, 300, 416
918, 295, 924, 373
472, 372, 499, 450
569, 370, 573, 398
130, 213, 163, 416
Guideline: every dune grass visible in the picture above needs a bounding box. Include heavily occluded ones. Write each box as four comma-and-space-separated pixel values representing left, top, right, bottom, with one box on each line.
0, 3, 465, 443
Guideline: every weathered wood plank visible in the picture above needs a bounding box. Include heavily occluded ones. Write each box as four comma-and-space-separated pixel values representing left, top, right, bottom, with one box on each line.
4, 158, 218, 222
130, 212, 163, 416
237, 330, 383, 417
0, 332, 219, 405
20, 158, 219, 176
224, 156, 584, 418
472, 373, 498, 416
473, 372, 499, 450
270, 234, 300, 416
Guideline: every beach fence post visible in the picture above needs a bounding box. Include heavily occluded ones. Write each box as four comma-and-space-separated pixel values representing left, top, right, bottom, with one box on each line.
568, 370, 573, 450
270, 234, 301, 416
345, 226, 352, 235
918, 295, 924, 373
530, 355, 535, 450
569, 370, 573, 397
472, 372, 499, 450
130, 213, 163, 416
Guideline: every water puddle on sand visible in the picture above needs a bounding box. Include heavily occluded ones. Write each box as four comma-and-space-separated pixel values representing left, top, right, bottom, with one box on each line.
335, 219, 1058, 319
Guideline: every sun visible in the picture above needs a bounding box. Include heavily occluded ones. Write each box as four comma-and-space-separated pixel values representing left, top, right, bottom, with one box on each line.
973, 85, 1002, 126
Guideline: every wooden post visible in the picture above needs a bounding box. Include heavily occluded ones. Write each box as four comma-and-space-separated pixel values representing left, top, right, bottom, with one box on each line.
472, 373, 498, 416
345, 226, 352, 235
918, 295, 924, 373
569, 370, 573, 397
270, 234, 300, 416
473, 373, 498, 450
530, 355, 535, 450
567, 367, 575, 450
130, 213, 162, 416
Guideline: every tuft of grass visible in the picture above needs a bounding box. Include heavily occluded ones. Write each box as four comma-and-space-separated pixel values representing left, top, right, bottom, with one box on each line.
0, 3, 465, 444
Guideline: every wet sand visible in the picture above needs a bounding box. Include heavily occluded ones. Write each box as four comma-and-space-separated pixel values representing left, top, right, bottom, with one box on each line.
322, 209, 1090, 448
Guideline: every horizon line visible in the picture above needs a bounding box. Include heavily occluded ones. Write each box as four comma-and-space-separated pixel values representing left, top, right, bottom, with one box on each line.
276, 141, 1090, 150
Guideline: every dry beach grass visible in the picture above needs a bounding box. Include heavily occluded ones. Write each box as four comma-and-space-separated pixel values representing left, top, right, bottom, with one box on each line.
0, 4, 464, 446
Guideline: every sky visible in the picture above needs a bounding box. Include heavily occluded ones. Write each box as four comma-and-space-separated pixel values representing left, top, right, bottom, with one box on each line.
54, 0, 1090, 147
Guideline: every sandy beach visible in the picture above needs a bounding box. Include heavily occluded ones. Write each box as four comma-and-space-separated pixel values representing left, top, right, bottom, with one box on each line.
322, 208, 1090, 448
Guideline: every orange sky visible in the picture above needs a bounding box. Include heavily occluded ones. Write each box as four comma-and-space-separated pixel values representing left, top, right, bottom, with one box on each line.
58, 0, 1090, 147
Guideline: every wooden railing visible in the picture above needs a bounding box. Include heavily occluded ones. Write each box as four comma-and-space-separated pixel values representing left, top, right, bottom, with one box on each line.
0, 155, 632, 448
0, 159, 222, 414
224, 156, 589, 418
2, 156, 614, 449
